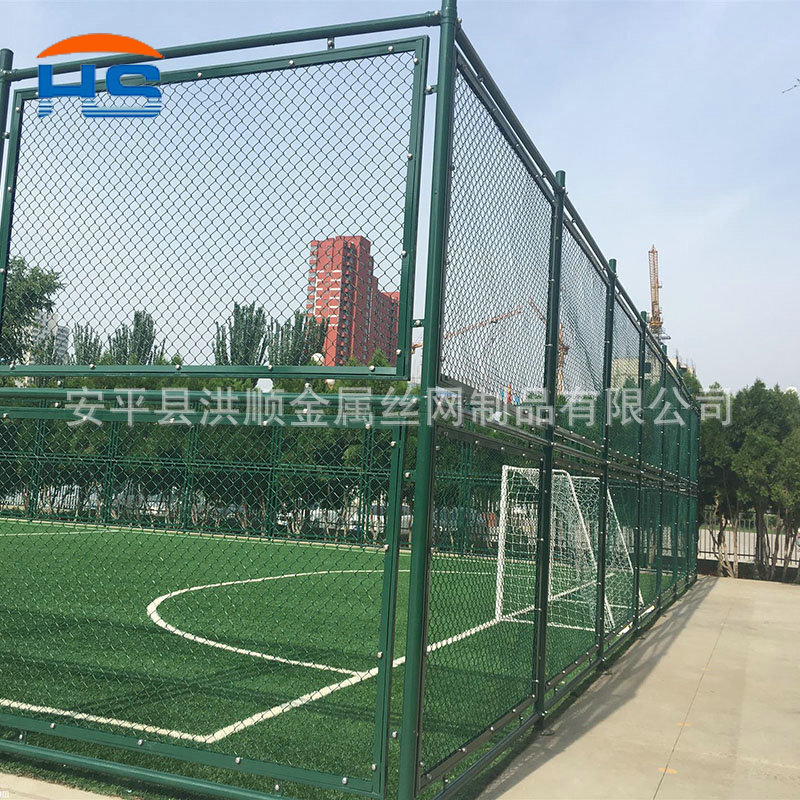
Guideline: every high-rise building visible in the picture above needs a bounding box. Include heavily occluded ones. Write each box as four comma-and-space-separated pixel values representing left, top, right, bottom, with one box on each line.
306, 236, 399, 366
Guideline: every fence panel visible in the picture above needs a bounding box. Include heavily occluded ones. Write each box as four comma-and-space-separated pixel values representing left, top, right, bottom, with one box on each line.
439, 60, 552, 399
608, 300, 643, 460
557, 228, 607, 442
0, 396, 405, 795
0, 39, 428, 377
606, 476, 639, 630
0, 7, 700, 799
419, 427, 540, 785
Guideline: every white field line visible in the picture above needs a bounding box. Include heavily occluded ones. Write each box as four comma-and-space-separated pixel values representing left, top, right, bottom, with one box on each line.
1, 560, 511, 744
208, 593, 534, 742
146, 571, 371, 677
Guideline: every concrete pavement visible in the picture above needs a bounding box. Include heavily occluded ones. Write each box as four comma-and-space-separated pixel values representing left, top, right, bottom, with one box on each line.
479, 576, 800, 800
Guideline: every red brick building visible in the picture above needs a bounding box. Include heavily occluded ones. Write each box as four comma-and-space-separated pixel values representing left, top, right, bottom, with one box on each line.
306, 236, 399, 366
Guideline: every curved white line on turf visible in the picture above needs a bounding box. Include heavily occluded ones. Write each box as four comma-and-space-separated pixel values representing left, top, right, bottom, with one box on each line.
147, 569, 386, 677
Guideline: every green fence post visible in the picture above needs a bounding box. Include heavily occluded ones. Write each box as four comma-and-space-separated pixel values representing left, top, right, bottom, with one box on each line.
595, 258, 616, 663
397, 1, 457, 797
672, 388, 680, 600
100, 421, 121, 524
533, 168, 566, 720
0, 49, 13, 173
633, 312, 646, 631
0, 48, 16, 335
656, 345, 667, 609
27, 404, 47, 519
179, 413, 200, 531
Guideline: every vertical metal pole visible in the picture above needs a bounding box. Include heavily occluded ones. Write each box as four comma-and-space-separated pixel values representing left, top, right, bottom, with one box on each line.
0, 50, 13, 170
533, 168, 566, 719
179, 413, 200, 531
655, 345, 666, 608
672, 390, 681, 599
0, 49, 16, 339
633, 312, 646, 631
100, 421, 121, 523
28, 404, 47, 518
595, 258, 616, 662
397, 2, 457, 797
693, 407, 700, 583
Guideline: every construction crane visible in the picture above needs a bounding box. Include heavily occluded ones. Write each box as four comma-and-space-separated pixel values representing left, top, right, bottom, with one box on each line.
648, 245, 670, 343
412, 298, 569, 395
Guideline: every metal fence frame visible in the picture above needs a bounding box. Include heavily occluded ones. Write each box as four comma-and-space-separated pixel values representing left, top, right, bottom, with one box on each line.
0, 2, 698, 799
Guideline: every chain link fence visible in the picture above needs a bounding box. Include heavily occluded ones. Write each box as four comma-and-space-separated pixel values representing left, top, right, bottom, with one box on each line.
0, 4, 698, 800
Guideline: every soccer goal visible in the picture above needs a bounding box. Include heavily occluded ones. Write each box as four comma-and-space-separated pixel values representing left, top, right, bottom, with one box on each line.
495, 466, 640, 632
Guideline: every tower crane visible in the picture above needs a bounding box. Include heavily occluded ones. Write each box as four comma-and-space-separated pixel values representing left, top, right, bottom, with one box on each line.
411, 298, 568, 395
648, 245, 670, 343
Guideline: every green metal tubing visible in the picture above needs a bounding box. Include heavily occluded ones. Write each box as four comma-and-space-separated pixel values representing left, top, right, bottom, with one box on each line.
0, 712, 374, 795
0, 739, 286, 800
371, 426, 406, 797
595, 258, 617, 662
0, 364, 402, 380
533, 168, 566, 718
656, 347, 667, 608
7, 12, 441, 81
0, 76, 21, 334
396, 37, 430, 379
0, 387, 398, 405
397, 1, 458, 797
430, 706, 542, 800
0, 49, 13, 167
633, 314, 646, 632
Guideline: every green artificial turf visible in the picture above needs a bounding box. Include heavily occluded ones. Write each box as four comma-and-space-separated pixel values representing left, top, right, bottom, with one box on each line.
0, 517, 656, 798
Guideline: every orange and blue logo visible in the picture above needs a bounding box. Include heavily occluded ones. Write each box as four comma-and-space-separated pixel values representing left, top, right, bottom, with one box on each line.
37, 33, 163, 119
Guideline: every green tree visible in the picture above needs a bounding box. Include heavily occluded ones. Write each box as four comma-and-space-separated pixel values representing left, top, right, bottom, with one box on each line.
265, 310, 328, 367
72, 323, 103, 365
106, 310, 165, 365
214, 302, 269, 366
0, 257, 62, 365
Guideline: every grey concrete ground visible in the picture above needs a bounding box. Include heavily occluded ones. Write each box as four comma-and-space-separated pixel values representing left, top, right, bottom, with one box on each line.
479, 576, 800, 800
1, 576, 798, 800
0, 773, 107, 799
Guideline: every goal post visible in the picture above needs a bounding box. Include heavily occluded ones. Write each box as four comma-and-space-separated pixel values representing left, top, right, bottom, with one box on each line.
494, 465, 539, 621
495, 467, 638, 632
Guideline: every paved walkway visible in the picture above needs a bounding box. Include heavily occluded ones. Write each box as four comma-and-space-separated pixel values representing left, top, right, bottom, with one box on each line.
479, 575, 800, 800
0, 772, 107, 799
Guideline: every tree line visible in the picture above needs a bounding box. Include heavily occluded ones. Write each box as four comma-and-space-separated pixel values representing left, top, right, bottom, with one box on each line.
695, 373, 800, 582
0, 257, 329, 371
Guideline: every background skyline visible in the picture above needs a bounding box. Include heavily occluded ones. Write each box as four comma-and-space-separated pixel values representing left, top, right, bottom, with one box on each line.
2, 0, 798, 391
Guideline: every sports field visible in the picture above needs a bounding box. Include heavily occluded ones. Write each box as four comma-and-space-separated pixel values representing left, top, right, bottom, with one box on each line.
0, 517, 653, 786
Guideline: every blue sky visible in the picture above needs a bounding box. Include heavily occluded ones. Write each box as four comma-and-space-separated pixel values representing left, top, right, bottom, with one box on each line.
3, 0, 799, 390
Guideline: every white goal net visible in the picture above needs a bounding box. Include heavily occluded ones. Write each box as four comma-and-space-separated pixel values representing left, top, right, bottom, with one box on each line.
495, 466, 640, 633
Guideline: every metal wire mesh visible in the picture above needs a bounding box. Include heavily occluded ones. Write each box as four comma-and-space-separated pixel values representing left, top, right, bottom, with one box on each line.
4, 48, 421, 370
0, 396, 400, 781
642, 343, 663, 469
606, 477, 639, 628
639, 484, 661, 608
557, 228, 607, 441
440, 65, 552, 399
420, 429, 538, 776
609, 300, 642, 460
0, 20, 702, 799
